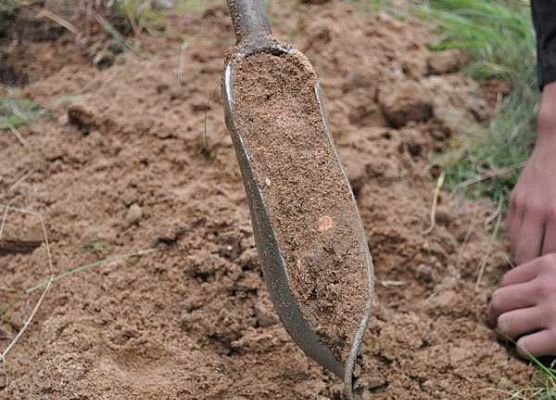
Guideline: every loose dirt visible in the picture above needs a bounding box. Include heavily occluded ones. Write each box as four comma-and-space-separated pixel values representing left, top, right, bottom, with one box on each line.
0, 1, 535, 399
233, 51, 370, 365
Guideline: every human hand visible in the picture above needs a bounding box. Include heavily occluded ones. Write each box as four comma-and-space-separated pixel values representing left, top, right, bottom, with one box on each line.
507, 82, 556, 264
489, 254, 556, 357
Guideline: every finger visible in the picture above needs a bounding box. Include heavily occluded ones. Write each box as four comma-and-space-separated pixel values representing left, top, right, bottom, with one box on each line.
501, 258, 543, 287
488, 282, 537, 327
515, 209, 544, 265
497, 307, 546, 339
507, 195, 522, 255
506, 196, 523, 255
517, 330, 556, 358
542, 218, 556, 255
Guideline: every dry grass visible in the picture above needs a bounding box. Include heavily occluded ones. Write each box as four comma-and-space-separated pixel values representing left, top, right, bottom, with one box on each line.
423, 171, 446, 235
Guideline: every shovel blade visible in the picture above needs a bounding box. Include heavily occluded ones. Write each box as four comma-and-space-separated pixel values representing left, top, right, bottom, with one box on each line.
223, 41, 374, 398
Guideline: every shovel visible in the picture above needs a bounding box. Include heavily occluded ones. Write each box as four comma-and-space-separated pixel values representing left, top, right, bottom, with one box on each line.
222, 1, 374, 397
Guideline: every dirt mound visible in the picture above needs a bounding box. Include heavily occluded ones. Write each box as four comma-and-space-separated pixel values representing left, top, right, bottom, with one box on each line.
0, 1, 533, 399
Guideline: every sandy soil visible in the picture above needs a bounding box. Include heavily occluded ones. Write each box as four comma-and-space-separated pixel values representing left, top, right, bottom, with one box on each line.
233, 51, 371, 366
0, 1, 534, 399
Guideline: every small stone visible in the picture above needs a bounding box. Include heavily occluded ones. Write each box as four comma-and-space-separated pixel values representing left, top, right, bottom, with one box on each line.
57, 113, 69, 126
254, 303, 278, 328
126, 203, 143, 225
434, 289, 457, 307
367, 376, 388, 390
435, 205, 453, 226
416, 264, 434, 283
93, 50, 115, 70
68, 104, 96, 134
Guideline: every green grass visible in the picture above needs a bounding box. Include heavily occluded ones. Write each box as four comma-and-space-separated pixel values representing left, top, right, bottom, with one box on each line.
116, 0, 167, 35
0, 98, 46, 131
80, 241, 107, 254
510, 368, 556, 400
419, 0, 538, 211
502, 343, 556, 399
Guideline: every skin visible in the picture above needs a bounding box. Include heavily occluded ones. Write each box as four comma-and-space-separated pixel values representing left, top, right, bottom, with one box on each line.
489, 82, 556, 358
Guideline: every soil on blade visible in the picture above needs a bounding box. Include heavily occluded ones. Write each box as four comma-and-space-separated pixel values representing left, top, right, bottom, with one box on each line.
233, 51, 371, 365
0, 1, 535, 399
